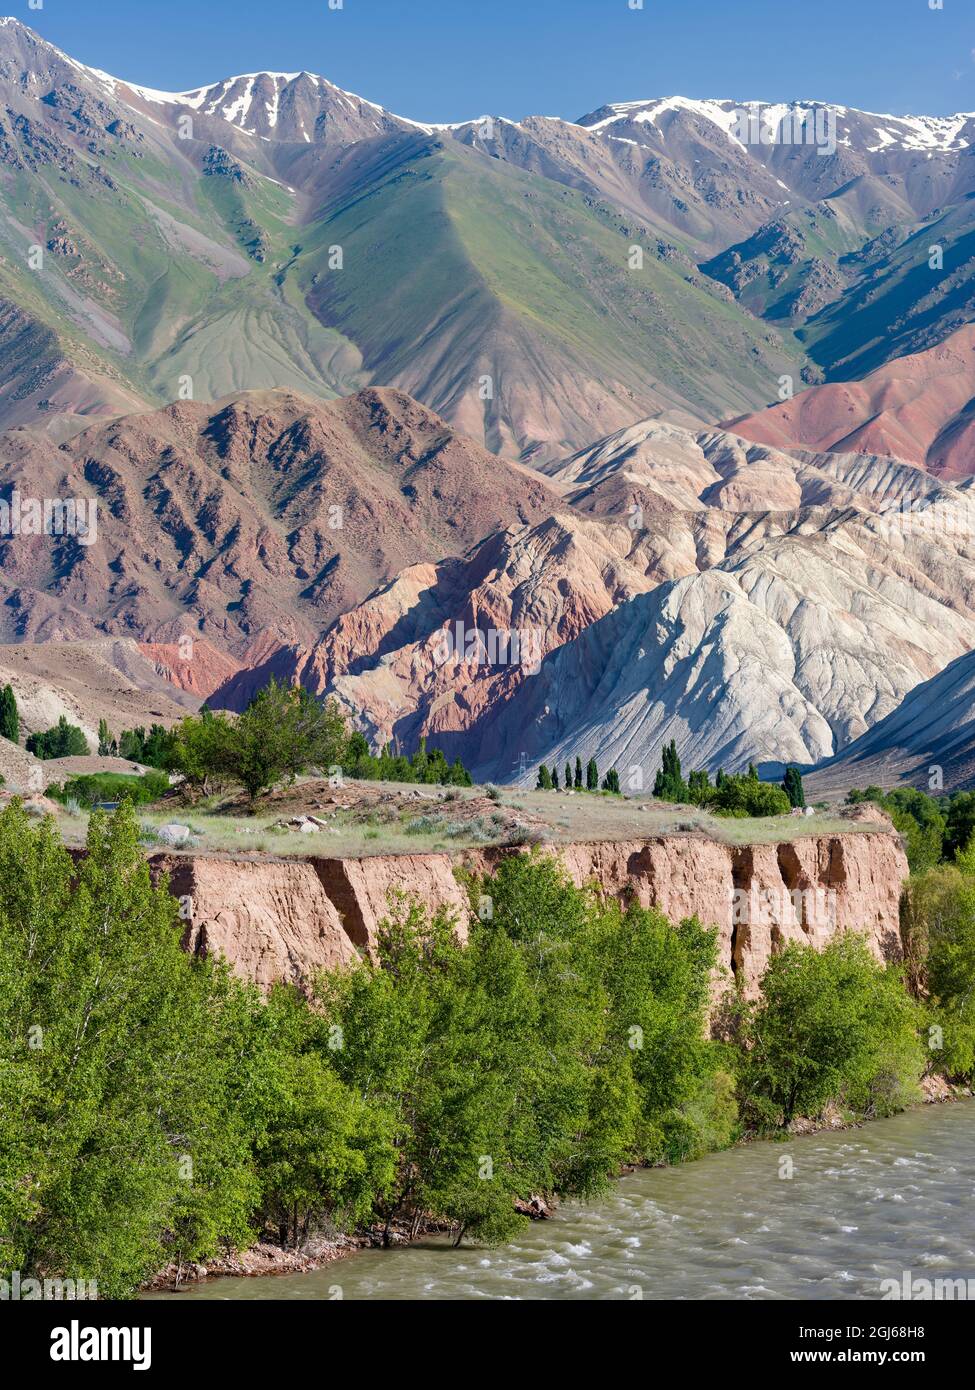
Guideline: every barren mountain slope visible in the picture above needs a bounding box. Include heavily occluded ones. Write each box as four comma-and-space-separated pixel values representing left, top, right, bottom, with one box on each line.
464, 494, 975, 784
726, 326, 975, 478
0, 636, 199, 748
210, 420, 975, 778
805, 648, 975, 798
0, 385, 559, 648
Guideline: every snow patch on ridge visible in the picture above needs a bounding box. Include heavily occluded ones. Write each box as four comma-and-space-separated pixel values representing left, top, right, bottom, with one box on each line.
580, 96, 975, 153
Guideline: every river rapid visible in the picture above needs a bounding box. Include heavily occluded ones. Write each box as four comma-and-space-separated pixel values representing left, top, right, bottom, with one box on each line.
161, 1102, 975, 1301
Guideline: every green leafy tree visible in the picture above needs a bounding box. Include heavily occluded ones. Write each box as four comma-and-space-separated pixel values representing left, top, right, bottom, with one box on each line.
586, 757, 599, 792
574, 757, 583, 790
565, 763, 573, 791
847, 786, 946, 872
551, 765, 560, 790
536, 764, 553, 790
25, 716, 89, 760
687, 769, 713, 807
602, 768, 620, 794
783, 766, 805, 809
945, 792, 975, 861
166, 707, 238, 795
478, 854, 723, 1186
118, 724, 174, 769
739, 936, 924, 1128
343, 730, 371, 774
902, 843, 975, 1076
446, 757, 473, 787
712, 774, 791, 818
176, 681, 349, 800
653, 740, 687, 803
318, 899, 528, 1246
0, 802, 260, 1295
250, 987, 393, 1248
345, 731, 472, 788
0, 685, 19, 744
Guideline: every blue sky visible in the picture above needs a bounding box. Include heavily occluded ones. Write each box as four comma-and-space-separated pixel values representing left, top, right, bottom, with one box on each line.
23, 0, 975, 122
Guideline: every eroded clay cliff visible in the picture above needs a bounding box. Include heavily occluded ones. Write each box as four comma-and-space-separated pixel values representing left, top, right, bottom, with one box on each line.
152, 827, 907, 996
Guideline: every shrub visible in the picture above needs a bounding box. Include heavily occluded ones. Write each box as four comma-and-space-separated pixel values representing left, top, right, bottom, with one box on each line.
659, 1069, 740, 1164
902, 847, 975, 1078
713, 774, 790, 818
847, 786, 945, 872
404, 815, 445, 836
25, 716, 88, 760
48, 771, 169, 809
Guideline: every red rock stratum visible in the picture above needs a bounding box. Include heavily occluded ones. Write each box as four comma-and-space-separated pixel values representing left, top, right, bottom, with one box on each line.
726, 326, 975, 479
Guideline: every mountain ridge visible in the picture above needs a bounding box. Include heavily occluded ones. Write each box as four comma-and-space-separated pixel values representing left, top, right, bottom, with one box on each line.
4, 18, 975, 458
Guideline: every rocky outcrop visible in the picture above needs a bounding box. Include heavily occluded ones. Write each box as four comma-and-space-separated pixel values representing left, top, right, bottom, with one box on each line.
153, 828, 907, 996
266, 417, 975, 778
0, 386, 560, 648
462, 468, 975, 780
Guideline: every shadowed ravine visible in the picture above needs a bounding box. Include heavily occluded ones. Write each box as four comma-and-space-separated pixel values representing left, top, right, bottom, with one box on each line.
159, 1102, 974, 1302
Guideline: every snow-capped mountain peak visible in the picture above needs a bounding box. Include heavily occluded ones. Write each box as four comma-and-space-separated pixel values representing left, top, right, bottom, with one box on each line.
578, 95, 975, 155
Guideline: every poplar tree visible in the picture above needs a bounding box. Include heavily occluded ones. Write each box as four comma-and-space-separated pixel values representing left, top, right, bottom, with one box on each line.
0, 684, 19, 743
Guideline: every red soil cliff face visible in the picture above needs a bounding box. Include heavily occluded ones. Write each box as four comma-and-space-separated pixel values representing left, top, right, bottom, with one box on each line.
151, 828, 907, 996
150, 854, 359, 991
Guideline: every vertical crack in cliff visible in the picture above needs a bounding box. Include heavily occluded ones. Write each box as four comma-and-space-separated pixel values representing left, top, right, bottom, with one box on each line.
776, 842, 811, 934
730, 847, 753, 980
310, 857, 371, 949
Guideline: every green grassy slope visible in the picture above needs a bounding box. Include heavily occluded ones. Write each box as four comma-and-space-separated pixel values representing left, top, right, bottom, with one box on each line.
0, 134, 363, 419
0, 115, 814, 450
297, 137, 809, 427
800, 201, 975, 378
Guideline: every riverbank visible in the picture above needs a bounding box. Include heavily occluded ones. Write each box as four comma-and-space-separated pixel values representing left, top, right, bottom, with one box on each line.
145, 1076, 969, 1294
146, 1099, 975, 1301
144, 1236, 359, 1291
